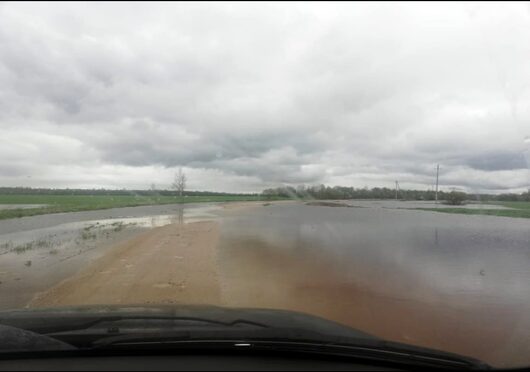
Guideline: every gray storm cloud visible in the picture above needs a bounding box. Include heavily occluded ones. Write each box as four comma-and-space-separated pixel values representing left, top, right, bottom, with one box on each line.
0, 2, 529, 192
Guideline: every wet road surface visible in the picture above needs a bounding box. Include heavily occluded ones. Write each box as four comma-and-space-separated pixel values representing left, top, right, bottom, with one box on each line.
1, 200, 529, 367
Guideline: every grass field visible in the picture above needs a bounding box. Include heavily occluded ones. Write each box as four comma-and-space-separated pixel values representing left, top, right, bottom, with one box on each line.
416, 201, 530, 219
0, 194, 272, 220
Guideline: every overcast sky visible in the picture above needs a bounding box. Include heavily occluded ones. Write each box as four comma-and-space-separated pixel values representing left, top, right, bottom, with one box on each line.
0, 2, 529, 193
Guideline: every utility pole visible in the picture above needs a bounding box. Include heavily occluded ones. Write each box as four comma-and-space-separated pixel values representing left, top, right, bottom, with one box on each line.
435, 164, 440, 205
395, 181, 399, 200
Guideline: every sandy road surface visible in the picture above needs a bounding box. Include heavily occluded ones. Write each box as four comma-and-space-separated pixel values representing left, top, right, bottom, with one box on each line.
30, 221, 220, 307
27, 200, 289, 307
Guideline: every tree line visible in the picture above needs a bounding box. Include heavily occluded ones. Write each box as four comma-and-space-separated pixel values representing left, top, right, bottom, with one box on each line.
1, 185, 528, 203
261, 185, 530, 202
0, 187, 255, 197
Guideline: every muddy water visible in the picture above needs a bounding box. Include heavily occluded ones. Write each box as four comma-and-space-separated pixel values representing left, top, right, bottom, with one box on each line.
0, 204, 218, 309
216, 203, 530, 368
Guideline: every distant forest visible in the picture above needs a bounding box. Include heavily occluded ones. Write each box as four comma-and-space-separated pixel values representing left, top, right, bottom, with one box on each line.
0, 187, 255, 197
261, 185, 530, 202
1, 186, 529, 202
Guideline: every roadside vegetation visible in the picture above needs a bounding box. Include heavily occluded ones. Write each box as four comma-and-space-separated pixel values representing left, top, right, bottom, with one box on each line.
0, 191, 284, 221
445, 191, 467, 205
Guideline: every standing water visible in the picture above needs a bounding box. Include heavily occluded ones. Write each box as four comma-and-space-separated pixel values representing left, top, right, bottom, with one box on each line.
215, 202, 530, 368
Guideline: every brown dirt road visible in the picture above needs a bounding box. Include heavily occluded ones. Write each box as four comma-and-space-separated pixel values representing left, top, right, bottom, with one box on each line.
28, 201, 292, 308
29, 221, 221, 307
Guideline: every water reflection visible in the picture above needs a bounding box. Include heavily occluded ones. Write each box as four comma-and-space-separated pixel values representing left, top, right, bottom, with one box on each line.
0, 203, 219, 236
216, 203, 530, 367
176, 207, 184, 224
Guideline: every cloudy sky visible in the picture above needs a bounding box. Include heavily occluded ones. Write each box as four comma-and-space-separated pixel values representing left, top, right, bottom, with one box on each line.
0, 2, 529, 193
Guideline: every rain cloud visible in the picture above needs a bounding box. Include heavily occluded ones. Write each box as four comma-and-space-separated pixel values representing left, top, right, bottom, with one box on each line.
0, 2, 529, 192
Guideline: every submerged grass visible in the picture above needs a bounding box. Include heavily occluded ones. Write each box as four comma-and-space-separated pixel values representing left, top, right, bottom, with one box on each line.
112, 222, 125, 232
35, 239, 51, 248
9, 238, 54, 254
13, 242, 35, 254
80, 230, 97, 240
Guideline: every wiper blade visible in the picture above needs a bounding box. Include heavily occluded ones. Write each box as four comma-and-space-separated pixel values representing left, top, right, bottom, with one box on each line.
3, 315, 269, 335
47, 326, 347, 350
88, 336, 490, 370
41, 317, 271, 348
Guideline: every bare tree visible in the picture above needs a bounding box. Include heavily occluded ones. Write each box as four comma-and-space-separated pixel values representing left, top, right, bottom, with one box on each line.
172, 168, 187, 197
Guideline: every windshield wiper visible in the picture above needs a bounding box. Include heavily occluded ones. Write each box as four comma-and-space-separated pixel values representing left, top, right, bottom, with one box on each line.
83, 335, 489, 370
37, 325, 488, 370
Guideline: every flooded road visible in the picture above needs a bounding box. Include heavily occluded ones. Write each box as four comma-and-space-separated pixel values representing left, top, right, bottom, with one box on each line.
216, 202, 530, 367
1, 200, 529, 367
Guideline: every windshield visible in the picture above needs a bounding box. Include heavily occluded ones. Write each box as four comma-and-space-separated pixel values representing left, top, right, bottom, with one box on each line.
0, 2, 529, 369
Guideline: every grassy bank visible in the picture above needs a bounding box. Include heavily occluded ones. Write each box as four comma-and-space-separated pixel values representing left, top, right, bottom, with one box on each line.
0, 194, 277, 220
416, 201, 530, 219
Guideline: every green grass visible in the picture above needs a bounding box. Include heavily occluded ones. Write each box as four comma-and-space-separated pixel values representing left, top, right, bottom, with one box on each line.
416, 201, 530, 219
490, 201, 530, 210
0, 194, 282, 221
